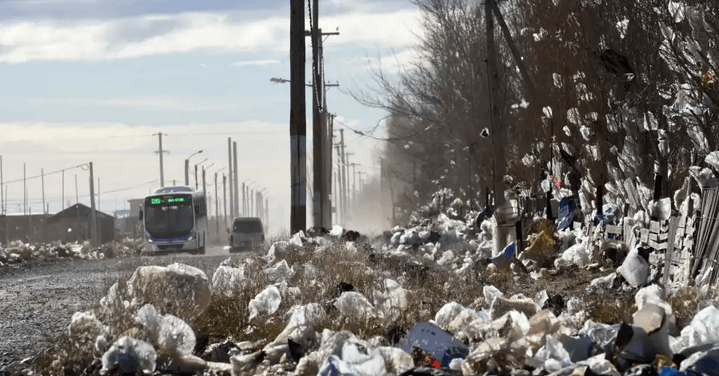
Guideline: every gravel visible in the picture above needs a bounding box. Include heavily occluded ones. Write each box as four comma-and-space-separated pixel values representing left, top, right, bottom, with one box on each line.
0, 254, 231, 369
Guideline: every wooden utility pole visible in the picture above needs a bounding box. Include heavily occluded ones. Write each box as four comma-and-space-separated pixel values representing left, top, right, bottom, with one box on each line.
290, 0, 307, 234
89, 162, 98, 247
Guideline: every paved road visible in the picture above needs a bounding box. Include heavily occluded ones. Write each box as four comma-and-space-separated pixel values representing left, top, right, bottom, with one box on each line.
0, 243, 250, 366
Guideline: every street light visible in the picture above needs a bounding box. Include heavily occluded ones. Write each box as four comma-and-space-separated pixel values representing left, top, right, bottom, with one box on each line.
185, 150, 203, 186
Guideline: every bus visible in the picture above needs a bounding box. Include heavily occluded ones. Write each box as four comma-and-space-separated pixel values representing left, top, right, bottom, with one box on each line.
139, 186, 208, 255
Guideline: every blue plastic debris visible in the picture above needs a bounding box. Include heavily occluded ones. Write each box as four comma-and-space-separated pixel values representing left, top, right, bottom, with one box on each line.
557, 197, 575, 230
491, 242, 516, 269
397, 322, 469, 369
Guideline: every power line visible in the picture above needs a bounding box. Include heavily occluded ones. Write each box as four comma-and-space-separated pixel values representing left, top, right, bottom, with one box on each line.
332, 116, 423, 142
2, 163, 88, 185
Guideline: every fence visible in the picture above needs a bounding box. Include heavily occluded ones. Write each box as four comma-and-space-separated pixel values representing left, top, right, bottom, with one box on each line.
690, 188, 719, 285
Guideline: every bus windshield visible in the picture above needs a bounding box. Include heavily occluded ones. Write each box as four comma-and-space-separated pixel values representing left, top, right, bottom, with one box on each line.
144, 196, 194, 238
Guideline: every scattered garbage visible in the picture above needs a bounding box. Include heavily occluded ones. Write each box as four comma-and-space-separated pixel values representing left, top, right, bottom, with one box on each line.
397, 322, 469, 369
248, 285, 282, 320
34, 166, 719, 376
101, 336, 157, 375
126, 263, 212, 320
617, 246, 650, 287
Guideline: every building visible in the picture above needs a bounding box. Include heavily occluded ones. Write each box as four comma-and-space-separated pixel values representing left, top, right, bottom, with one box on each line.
46, 204, 115, 244
0, 203, 115, 245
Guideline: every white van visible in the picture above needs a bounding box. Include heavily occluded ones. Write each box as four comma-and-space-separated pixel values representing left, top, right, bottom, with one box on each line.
230, 217, 265, 251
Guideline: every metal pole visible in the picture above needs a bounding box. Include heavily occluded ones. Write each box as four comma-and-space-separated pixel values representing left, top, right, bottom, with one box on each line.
233, 141, 240, 219
242, 183, 246, 216
185, 159, 190, 186
223, 173, 227, 228
156, 133, 165, 188
202, 167, 206, 195
339, 129, 347, 222
290, 0, 306, 234
351, 163, 357, 212
228, 137, 234, 218
89, 162, 98, 246
0, 155, 3, 215
23, 163, 26, 216
195, 164, 198, 190
215, 172, 219, 234
62, 170, 65, 211
311, 0, 323, 229
75, 174, 78, 203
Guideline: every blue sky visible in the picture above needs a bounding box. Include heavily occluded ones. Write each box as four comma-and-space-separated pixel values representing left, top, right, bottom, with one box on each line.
0, 0, 423, 233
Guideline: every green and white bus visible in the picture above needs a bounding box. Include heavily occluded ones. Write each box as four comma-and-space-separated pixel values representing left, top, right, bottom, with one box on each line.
140, 186, 208, 255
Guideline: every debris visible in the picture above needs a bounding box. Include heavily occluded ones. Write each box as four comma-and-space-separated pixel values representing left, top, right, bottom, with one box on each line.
127, 263, 212, 320
617, 246, 650, 287
100, 336, 157, 375
397, 322, 469, 369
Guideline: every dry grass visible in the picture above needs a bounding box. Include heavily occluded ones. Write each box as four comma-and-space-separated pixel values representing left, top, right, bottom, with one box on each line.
669, 286, 703, 330
583, 292, 636, 324
30, 228, 633, 375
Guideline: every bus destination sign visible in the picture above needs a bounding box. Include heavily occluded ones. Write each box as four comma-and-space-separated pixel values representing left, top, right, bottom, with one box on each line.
149, 197, 187, 205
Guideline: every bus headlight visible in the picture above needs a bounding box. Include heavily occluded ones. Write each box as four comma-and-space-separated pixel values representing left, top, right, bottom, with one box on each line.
147, 238, 154, 243
187, 233, 195, 242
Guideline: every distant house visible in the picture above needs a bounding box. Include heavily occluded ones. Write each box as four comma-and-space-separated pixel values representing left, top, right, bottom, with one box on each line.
46, 203, 115, 244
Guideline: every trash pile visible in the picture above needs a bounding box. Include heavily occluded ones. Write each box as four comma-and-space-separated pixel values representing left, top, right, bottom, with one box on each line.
0, 238, 142, 266
52, 193, 719, 376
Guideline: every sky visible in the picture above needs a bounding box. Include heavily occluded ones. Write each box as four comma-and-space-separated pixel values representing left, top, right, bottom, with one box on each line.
0, 0, 424, 233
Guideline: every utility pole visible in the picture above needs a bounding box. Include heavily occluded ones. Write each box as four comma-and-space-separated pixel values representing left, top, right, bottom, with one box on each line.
223, 173, 227, 228
350, 162, 358, 212
22, 163, 26, 216
75, 174, 78, 204
228, 138, 234, 218
334, 169, 341, 223
0, 156, 3, 215
233, 141, 239, 219
62, 170, 65, 211
242, 183, 246, 216
215, 172, 219, 234
324, 113, 334, 224
154, 133, 167, 188
310, 0, 324, 229
290, 0, 307, 234
89, 162, 98, 247
308, 0, 339, 230
339, 129, 348, 223
486, 0, 513, 256
202, 166, 206, 195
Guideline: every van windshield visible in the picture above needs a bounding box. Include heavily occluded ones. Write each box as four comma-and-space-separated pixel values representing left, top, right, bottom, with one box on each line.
233, 219, 263, 233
